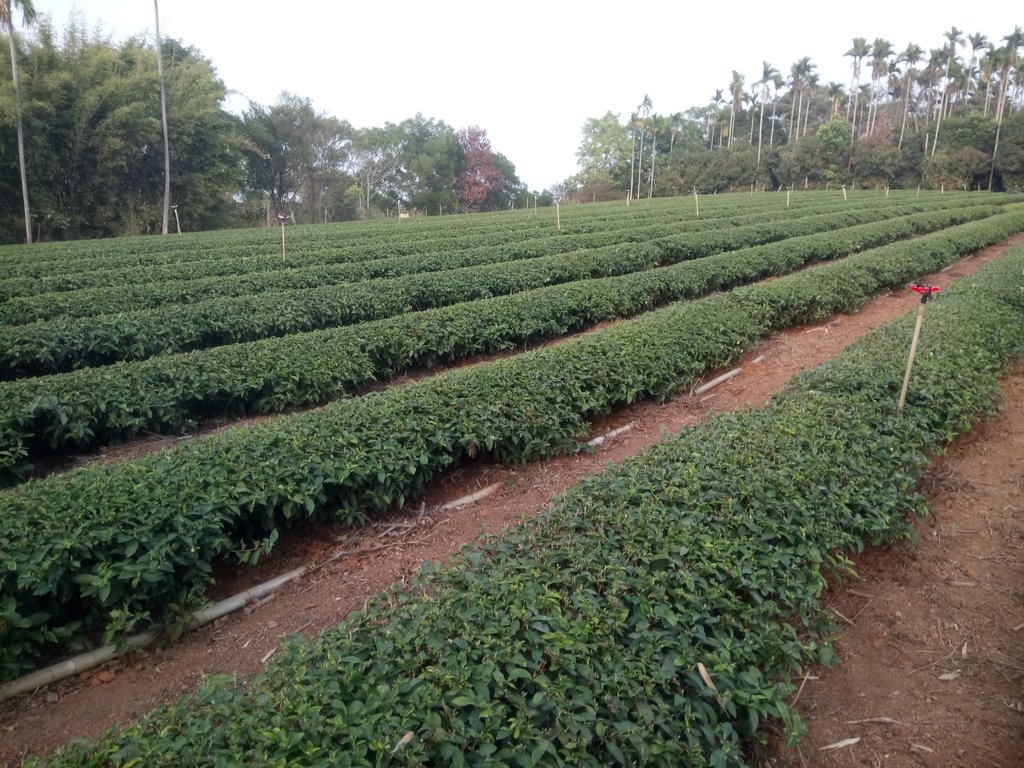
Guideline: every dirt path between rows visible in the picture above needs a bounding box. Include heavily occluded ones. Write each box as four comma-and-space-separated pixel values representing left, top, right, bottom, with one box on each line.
2, 234, 1023, 766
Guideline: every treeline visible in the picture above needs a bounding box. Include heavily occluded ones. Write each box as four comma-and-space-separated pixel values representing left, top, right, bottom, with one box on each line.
0, 20, 543, 243
571, 28, 1024, 200
4, 16, 1022, 243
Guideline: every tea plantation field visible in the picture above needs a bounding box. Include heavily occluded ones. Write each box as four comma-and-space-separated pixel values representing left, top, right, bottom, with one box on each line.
2, 191, 1023, 766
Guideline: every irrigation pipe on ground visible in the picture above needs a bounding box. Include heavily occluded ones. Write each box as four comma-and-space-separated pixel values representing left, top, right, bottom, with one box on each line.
0, 564, 310, 701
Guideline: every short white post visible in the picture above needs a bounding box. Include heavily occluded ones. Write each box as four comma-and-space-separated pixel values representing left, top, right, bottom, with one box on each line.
278, 214, 288, 260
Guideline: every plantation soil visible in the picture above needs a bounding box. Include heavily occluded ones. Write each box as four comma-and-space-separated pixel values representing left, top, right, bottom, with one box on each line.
2, 235, 1023, 766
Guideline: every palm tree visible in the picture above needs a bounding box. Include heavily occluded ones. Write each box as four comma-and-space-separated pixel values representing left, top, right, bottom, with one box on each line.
801, 72, 820, 138
788, 57, 814, 141
668, 111, 684, 154
768, 72, 784, 148
648, 121, 660, 199
920, 47, 946, 139
964, 33, 989, 106
756, 61, 780, 169
941, 27, 965, 114
727, 71, 744, 146
981, 45, 1002, 117
990, 27, 1024, 190
706, 89, 725, 148
790, 58, 815, 141
931, 27, 964, 155
634, 94, 652, 200
826, 82, 845, 116
747, 89, 758, 144
628, 110, 637, 198
866, 38, 894, 135
897, 43, 924, 149
154, 0, 171, 235
2, 0, 37, 244
846, 38, 870, 140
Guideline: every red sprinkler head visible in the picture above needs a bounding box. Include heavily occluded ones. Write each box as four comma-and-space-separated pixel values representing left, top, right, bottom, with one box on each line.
908, 282, 940, 303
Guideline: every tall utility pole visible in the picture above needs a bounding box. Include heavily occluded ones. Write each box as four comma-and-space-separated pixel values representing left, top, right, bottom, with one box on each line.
154, 0, 170, 235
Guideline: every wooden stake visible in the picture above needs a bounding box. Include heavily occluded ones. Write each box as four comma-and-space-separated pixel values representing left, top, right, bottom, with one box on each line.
693, 188, 699, 218
556, 201, 561, 230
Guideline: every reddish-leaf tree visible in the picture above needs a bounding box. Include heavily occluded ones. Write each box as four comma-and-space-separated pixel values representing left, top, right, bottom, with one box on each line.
455, 126, 504, 213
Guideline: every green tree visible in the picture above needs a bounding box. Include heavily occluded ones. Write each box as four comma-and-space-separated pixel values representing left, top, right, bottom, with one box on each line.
853, 136, 900, 186
392, 114, 461, 214
347, 123, 403, 218
1, 0, 35, 243
0, 25, 246, 239
242, 93, 353, 223
996, 110, 1024, 190
817, 116, 853, 173
776, 134, 822, 188
925, 146, 989, 189
576, 111, 630, 193
981, 43, 1002, 117
485, 151, 526, 211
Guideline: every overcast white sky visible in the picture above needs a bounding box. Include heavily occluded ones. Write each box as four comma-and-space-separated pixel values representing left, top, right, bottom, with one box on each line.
28, 1, 1024, 191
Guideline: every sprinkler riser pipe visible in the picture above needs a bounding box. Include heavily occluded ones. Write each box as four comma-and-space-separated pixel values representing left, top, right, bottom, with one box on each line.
898, 303, 927, 413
